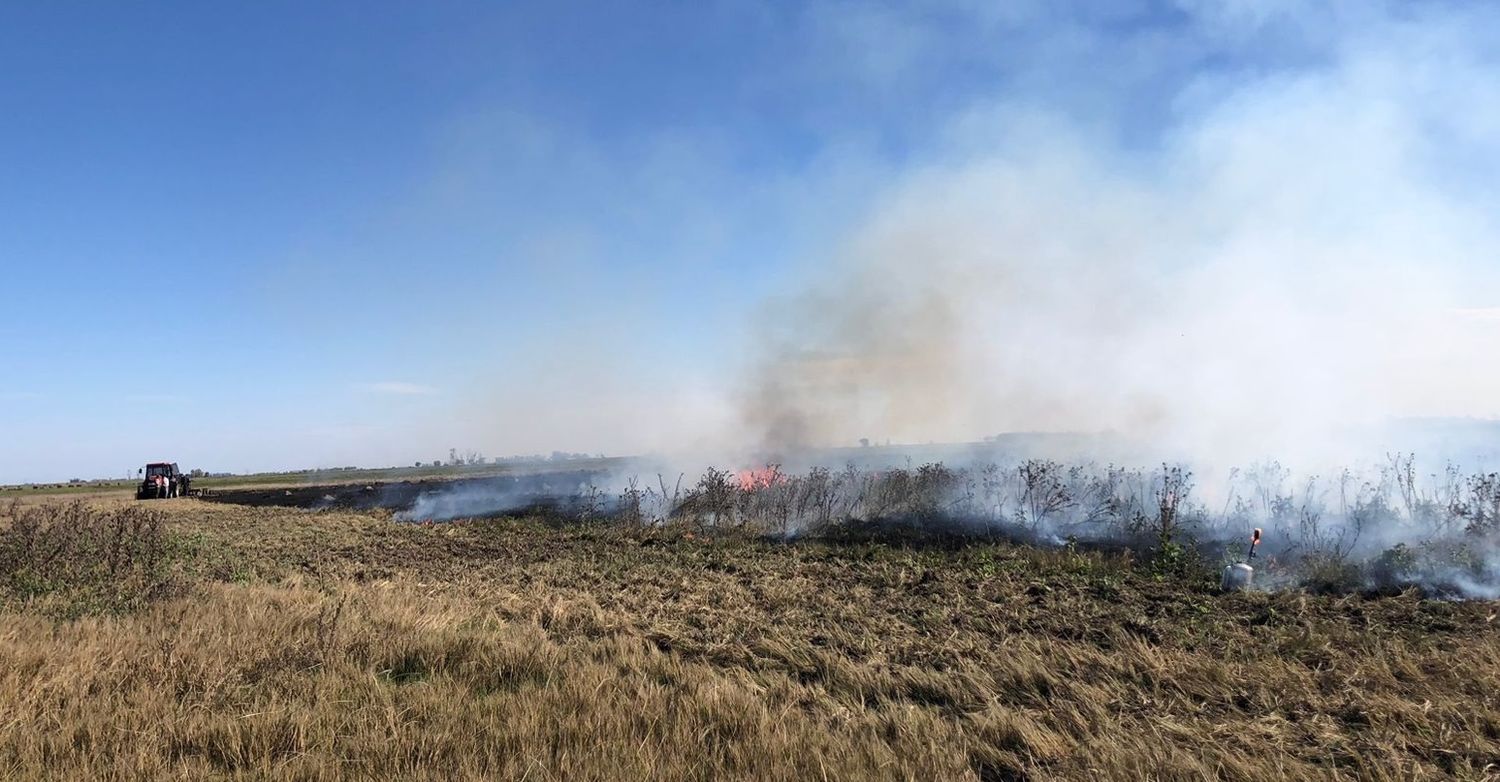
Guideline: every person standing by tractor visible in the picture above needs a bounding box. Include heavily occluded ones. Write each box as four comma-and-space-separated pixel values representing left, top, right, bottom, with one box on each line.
136, 463, 190, 501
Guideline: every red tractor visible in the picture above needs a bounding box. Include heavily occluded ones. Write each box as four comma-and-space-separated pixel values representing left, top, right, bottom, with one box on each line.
137, 462, 190, 500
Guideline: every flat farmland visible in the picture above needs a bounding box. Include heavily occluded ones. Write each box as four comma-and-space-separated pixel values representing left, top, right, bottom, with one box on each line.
0, 497, 1495, 780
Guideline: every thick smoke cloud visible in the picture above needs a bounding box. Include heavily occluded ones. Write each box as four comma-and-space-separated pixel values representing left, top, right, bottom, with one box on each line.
740, 3, 1500, 469
387, 3, 1500, 599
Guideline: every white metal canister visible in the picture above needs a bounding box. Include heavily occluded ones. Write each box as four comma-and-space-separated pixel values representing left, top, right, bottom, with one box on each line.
1221, 562, 1254, 591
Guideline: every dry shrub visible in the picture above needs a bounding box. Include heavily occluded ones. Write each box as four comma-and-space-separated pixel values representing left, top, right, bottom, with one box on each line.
586, 458, 1500, 597
0, 501, 180, 616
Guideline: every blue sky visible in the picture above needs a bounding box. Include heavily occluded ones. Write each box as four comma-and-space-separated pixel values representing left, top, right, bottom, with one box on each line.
3, 1, 1498, 482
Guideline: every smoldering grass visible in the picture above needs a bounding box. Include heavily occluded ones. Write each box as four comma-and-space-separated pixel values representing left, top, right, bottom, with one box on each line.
408, 456, 1500, 598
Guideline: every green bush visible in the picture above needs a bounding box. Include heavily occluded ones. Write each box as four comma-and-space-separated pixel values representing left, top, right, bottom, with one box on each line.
1296, 553, 1365, 595
1369, 543, 1419, 589
0, 501, 181, 616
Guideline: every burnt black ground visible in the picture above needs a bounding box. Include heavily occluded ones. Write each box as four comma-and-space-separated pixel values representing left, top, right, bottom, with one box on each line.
200, 469, 607, 514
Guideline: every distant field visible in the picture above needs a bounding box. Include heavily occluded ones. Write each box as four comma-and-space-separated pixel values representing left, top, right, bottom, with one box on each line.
1, 457, 631, 500
0, 480, 138, 499
0, 435, 1136, 500
0, 496, 1495, 780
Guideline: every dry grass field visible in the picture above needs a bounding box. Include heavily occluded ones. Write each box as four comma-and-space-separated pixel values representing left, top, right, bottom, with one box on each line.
0, 497, 1497, 780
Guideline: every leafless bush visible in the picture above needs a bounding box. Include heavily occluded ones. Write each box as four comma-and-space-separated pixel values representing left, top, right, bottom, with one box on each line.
1388, 452, 1453, 530
617, 477, 645, 526
740, 465, 793, 534
1016, 460, 1073, 529
1071, 465, 1120, 527
912, 462, 958, 520
577, 483, 607, 522
1454, 472, 1500, 537
1298, 490, 1360, 561
791, 466, 837, 531
1246, 461, 1292, 524
978, 462, 1006, 520
681, 467, 741, 527
646, 473, 684, 522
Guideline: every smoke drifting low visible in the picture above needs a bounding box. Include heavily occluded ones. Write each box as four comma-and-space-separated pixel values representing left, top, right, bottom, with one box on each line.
740, 8, 1500, 468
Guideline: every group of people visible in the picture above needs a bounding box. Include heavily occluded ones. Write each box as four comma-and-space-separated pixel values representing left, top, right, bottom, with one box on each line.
149, 474, 177, 498
145, 472, 189, 498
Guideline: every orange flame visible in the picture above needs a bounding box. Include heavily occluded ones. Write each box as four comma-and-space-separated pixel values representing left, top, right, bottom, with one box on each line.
736, 466, 782, 490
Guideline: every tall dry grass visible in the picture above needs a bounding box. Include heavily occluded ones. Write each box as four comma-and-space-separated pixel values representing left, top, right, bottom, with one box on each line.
0, 500, 1495, 780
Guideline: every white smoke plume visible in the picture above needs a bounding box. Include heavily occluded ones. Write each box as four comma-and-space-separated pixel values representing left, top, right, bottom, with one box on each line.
740, 2, 1500, 469
354, 4, 1500, 601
